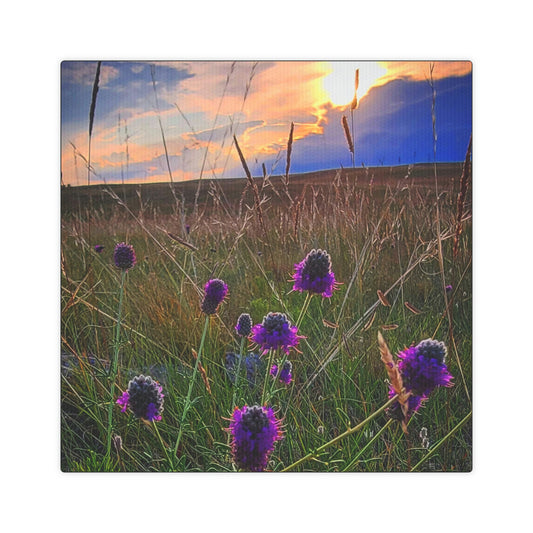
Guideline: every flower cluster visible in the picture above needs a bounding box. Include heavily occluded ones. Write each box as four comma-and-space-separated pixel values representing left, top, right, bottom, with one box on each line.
225, 352, 264, 387
117, 374, 164, 422
251, 312, 302, 354
292, 249, 337, 298
387, 338, 453, 422
235, 313, 252, 337
113, 242, 136, 270
229, 405, 283, 472
270, 360, 293, 385
201, 278, 228, 315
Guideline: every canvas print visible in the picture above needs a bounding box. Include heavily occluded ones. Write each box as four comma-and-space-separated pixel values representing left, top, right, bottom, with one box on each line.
61, 60, 472, 472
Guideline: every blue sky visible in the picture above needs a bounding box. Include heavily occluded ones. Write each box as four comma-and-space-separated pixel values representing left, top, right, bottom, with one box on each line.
61, 60, 472, 185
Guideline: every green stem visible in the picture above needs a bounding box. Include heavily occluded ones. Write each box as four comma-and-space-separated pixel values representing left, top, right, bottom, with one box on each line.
106, 270, 126, 459
295, 292, 313, 329
152, 421, 172, 468
281, 394, 398, 472
409, 411, 472, 472
231, 336, 247, 410
261, 348, 276, 405
342, 418, 393, 471
173, 314, 210, 462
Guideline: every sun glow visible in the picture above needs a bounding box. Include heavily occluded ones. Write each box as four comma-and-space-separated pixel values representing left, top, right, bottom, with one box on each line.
322, 62, 387, 108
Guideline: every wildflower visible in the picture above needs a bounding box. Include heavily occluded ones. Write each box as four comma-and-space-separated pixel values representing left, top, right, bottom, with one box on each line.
201, 278, 228, 315
94, 244, 104, 253
113, 242, 136, 270
229, 405, 283, 472
387, 338, 453, 422
292, 249, 337, 298
251, 312, 302, 354
270, 360, 293, 384
116, 374, 164, 422
235, 313, 252, 337
225, 352, 264, 387
445, 284, 453, 293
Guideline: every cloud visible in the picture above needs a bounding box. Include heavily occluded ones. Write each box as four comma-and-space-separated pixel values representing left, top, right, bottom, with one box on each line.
61, 61, 120, 87
61, 61, 471, 186
375, 61, 472, 87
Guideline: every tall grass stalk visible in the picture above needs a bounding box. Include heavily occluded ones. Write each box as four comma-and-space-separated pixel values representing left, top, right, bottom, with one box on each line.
173, 314, 210, 464
105, 269, 126, 459
87, 61, 101, 243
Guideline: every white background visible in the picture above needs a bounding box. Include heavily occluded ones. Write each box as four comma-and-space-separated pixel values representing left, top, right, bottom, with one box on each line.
2, 1, 530, 531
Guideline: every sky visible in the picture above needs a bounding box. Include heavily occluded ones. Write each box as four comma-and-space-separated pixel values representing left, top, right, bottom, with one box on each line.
61, 60, 472, 186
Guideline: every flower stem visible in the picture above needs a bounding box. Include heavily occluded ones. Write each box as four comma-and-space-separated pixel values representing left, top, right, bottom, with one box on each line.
261, 348, 276, 405
295, 292, 313, 329
231, 336, 247, 410
152, 420, 172, 468
281, 394, 398, 472
173, 314, 210, 464
105, 270, 126, 459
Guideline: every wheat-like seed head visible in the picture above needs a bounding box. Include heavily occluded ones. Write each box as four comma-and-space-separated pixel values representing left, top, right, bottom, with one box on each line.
342, 115, 354, 154
377, 331, 410, 433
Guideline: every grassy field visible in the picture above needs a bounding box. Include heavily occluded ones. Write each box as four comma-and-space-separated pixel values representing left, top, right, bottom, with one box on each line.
60, 161, 472, 472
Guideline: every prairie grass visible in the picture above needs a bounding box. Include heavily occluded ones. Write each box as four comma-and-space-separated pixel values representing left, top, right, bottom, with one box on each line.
61, 158, 472, 472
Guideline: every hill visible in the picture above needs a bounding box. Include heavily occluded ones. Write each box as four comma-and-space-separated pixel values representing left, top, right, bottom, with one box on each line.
61, 162, 464, 217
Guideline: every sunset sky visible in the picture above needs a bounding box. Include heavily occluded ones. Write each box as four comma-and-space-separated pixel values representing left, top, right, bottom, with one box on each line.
61, 60, 472, 186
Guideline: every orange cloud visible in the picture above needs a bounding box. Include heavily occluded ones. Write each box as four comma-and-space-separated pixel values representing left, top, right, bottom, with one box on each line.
375, 61, 472, 87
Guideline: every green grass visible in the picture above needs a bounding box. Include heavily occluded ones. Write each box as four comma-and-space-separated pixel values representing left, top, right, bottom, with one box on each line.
61, 163, 472, 472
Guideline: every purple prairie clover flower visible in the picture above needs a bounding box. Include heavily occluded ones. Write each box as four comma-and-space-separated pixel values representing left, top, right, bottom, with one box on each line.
113, 242, 136, 270
116, 375, 164, 422
270, 360, 293, 384
398, 339, 452, 396
229, 405, 283, 472
387, 338, 453, 422
94, 244, 104, 253
292, 249, 337, 298
235, 313, 252, 337
116, 391, 129, 413
201, 278, 228, 315
251, 312, 302, 355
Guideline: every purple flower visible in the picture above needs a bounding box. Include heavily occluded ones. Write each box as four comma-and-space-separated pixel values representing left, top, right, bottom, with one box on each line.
94, 244, 104, 253
113, 242, 136, 270
235, 313, 252, 337
270, 360, 293, 384
116, 375, 164, 422
116, 391, 129, 412
229, 405, 283, 472
445, 285, 453, 293
292, 249, 337, 298
387, 339, 453, 422
201, 278, 228, 315
251, 312, 302, 355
